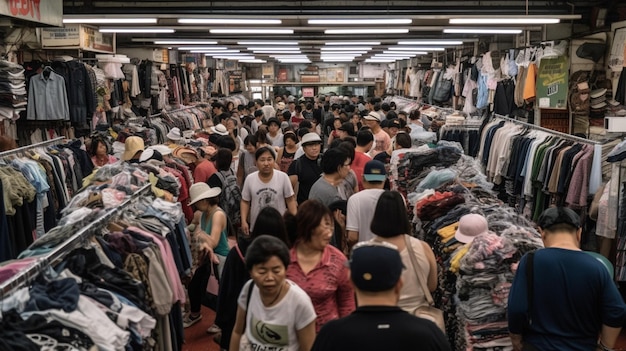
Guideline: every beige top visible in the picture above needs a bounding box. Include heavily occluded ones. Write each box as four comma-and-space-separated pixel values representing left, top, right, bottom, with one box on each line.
398, 236, 430, 313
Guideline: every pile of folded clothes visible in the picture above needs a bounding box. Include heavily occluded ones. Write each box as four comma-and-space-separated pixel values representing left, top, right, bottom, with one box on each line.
0, 60, 26, 121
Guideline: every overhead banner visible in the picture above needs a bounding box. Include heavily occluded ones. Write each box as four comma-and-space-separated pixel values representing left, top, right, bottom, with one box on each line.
0, 0, 63, 27
536, 55, 569, 110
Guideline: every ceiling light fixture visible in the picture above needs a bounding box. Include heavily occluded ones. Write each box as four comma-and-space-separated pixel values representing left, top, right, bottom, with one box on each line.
365, 59, 395, 63
384, 51, 428, 55
324, 41, 381, 46
397, 40, 463, 45
279, 60, 311, 63
310, 19, 411, 25
211, 56, 257, 60
210, 29, 293, 34
178, 18, 281, 24
449, 18, 559, 24
253, 50, 302, 54
322, 46, 372, 51
319, 51, 368, 54
238, 41, 299, 45
443, 28, 522, 34
155, 40, 218, 45
240, 59, 267, 63
99, 28, 175, 33
248, 47, 300, 51
325, 29, 409, 34
63, 18, 157, 24
191, 50, 244, 54
387, 46, 445, 51
177, 46, 229, 50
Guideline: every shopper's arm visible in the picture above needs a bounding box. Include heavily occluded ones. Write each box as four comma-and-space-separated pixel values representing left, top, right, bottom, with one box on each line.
598, 325, 621, 349
229, 306, 246, 351
289, 174, 299, 197
285, 195, 297, 215
240, 199, 250, 235
296, 321, 316, 351
510, 333, 523, 351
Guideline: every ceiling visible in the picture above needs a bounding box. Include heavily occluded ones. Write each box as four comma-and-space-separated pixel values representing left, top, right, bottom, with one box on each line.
61, 0, 622, 63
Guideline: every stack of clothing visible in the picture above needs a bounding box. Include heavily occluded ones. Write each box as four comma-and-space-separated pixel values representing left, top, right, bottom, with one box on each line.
0, 60, 27, 121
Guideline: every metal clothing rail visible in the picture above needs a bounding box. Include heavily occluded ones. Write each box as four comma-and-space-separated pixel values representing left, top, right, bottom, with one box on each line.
493, 113, 602, 145
0, 137, 65, 159
0, 183, 152, 299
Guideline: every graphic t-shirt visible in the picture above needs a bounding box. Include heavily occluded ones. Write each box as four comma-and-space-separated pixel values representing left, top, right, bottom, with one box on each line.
241, 170, 294, 231
239, 279, 317, 351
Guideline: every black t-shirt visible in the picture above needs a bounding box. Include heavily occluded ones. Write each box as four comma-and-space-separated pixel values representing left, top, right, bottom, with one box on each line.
312, 306, 451, 351
287, 155, 322, 204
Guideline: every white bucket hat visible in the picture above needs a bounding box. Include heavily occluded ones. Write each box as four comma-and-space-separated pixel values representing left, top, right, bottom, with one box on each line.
210, 124, 229, 136
188, 183, 221, 206
166, 127, 183, 141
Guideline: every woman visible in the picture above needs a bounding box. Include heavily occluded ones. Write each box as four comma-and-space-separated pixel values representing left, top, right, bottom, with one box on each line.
230, 235, 316, 351
184, 182, 230, 328
370, 191, 438, 313
236, 134, 258, 187
215, 207, 290, 349
89, 137, 117, 167
285, 200, 355, 332
336, 140, 359, 200
326, 117, 342, 146
276, 131, 298, 173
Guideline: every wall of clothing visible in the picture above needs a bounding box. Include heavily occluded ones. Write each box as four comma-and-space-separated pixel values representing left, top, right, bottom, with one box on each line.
0, 161, 191, 350
0, 137, 94, 262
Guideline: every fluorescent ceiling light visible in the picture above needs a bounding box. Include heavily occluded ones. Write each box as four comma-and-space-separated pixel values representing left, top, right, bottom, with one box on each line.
322, 59, 354, 62
310, 19, 411, 25
384, 51, 428, 55
444, 28, 522, 34
322, 46, 371, 51
179, 18, 281, 24
398, 40, 463, 45
321, 56, 357, 59
254, 50, 302, 54
155, 40, 218, 45
192, 50, 243, 54
388, 46, 445, 51
270, 54, 308, 57
375, 54, 414, 57
279, 60, 311, 63
212, 56, 257, 60
449, 18, 559, 24
325, 28, 409, 34
365, 59, 395, 63
248, 47, 300, 51
210, 29, 293, 34
99, 28, 175, 33
319, 51, 367, 54
240, 59, 267, 63
238, 41, 298, 45
325, 41, 381, 46
177, 46, 229, 50
63, 18, 157, 24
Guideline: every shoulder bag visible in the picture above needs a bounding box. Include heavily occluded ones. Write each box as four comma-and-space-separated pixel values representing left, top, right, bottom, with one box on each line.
405, 235, 446, 333
239, 281, 256, 351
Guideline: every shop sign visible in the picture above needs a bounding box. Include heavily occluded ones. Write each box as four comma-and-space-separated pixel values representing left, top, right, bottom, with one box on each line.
302, 87, 314, 97
41, 24, 114, 53
262, 63, 274, 77
536, 55, 569, 110
0, 0, 63, 26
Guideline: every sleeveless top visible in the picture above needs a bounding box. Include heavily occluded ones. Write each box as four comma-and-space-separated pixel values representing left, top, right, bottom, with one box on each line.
397, 236, 430, 313
201, 208, 230, 257
279, 148, 296, 173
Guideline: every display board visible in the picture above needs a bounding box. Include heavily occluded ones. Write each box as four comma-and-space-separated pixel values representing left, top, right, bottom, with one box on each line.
609, 26, 626, 72
536, 55, 569, 110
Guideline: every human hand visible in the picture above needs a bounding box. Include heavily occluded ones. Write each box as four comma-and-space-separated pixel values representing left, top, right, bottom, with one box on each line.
200, 242, 219, 264
241, 221, 250, 236
333, 209, 346, 229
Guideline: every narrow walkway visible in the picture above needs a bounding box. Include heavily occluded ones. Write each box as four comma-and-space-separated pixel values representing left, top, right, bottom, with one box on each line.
182, 306, 220, 351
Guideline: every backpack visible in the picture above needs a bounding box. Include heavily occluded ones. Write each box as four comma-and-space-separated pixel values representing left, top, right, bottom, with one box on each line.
215, 170, 242, 228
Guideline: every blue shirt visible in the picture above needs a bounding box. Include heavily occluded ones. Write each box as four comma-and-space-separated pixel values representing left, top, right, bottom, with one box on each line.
508, 248, 626, 351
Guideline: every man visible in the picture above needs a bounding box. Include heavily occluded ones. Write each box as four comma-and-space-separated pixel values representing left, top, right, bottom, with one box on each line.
312, 241, 450, 351
308, 147, 351, 207
362, 111, 391, 158
187, 148, 217, 184
261, 99, 276, 119
508, 207, 626, 351
240, 146, 297, 235
265, 117, 284, 148
288, 133, 323, 205
211, 102, 225, 123
346, 160, 386, 244
351, 130, 373, 191
251, 109, 263, 134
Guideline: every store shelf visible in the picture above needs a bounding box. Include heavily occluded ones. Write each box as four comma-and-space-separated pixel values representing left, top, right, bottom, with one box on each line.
262, 81, 376, 87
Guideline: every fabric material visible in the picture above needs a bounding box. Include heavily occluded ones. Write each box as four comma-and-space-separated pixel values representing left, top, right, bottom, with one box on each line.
346, 189, 385, 243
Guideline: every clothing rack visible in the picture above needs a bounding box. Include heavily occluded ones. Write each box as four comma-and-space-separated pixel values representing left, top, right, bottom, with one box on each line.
0, 183, 152, 300
0, 137, 65, 159
493, 114, 602, 145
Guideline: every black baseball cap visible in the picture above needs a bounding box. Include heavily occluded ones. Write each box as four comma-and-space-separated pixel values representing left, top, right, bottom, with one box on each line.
537, 207, 581, 230
348, 241, 404, 292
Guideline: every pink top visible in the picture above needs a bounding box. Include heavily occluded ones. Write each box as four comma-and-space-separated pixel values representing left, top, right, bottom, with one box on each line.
127, 226, 186, 304
286, 244, 355, 332
193, 159, 217, 184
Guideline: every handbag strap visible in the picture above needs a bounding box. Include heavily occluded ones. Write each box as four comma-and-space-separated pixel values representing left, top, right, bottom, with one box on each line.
404, 235, 435, 306
525, 251, 535, 326
235, 244, 245, 262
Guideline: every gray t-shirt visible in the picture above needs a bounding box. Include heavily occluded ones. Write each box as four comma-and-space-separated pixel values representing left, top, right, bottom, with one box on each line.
308, 177, 342, 207
242, 170, 294, 230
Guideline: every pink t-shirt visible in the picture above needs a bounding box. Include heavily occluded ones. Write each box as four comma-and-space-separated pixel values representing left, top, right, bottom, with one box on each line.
193, 159, 217, 184
286, 244, 355, 332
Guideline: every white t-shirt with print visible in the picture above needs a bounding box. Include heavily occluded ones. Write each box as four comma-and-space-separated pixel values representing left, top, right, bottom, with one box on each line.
242, 170, 294, 231
238, 279, 316, 351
